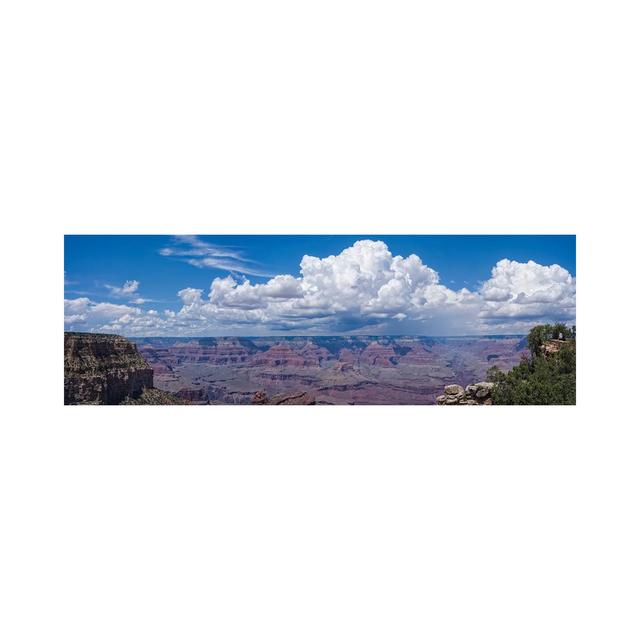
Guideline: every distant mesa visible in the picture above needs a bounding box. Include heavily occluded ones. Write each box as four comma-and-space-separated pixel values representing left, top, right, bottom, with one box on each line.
130, 334, 527, 405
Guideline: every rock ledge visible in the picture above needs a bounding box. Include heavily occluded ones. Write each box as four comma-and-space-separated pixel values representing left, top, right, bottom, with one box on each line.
436, 382, 494, 405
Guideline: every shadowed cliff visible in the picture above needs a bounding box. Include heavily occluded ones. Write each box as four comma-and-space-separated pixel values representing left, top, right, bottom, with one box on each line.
64, 332, 183, 405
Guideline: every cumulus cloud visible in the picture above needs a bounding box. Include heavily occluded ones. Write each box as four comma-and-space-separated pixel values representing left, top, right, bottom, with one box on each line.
163, 240, 481, 334
64, 298, 142, 330
104, 279, 152, 304
64, 240, 576, 336
106, 280, 139, 296
478, 259, 576, 324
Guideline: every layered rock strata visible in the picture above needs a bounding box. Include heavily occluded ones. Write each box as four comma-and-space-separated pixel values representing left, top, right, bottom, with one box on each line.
64, 332, 154, 404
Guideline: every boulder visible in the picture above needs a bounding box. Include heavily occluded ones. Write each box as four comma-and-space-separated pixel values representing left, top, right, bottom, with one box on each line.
438, 380, 494, 405
444, 384, 465, 396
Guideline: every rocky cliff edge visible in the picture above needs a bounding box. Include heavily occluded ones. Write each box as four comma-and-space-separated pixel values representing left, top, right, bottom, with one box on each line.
64, 332, 154, 404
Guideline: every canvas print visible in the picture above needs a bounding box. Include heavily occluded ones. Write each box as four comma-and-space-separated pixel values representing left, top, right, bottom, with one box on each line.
64, 235, 576, 405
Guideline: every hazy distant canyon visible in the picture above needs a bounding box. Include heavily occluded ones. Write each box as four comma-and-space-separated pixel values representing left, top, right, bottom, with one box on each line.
132, 335, 528, 405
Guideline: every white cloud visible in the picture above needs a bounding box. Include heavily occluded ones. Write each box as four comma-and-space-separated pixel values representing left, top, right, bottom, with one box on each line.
178, 287, 205, 305
478, 259, 576, 324
160, 236, 275, 277
166, 240, 481, 333
104, 280, 152, 304
106, 279, 139, 296
64, 241, 576, 336
64, 298, 143, 331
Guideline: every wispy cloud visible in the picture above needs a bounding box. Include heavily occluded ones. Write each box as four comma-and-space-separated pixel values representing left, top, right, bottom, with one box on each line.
159, 235, 275, 277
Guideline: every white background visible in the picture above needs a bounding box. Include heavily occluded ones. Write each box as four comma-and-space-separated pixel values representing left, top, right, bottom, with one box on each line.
1, 1, 639, 638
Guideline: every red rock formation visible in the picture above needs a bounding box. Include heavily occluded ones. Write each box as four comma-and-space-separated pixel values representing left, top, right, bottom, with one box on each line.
137, 338, 255, 366
253, 343, 307, 367
358, 341, 398, 367
395, 343, 434, 365
298, 341, 333, 366
128, 336, 528, 405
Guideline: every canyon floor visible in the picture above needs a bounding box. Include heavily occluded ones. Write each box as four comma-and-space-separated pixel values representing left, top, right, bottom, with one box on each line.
131, 335, 528, 405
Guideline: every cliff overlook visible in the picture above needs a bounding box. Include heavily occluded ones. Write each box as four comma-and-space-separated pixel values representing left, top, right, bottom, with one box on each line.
64, 332, 172, 405
436, 324, 576, 406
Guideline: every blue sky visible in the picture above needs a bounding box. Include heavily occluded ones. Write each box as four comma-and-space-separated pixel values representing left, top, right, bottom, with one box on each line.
64, 235, 576, 336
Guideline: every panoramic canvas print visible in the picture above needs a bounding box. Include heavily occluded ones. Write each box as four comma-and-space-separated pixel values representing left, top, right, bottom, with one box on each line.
64, 235, 576, 405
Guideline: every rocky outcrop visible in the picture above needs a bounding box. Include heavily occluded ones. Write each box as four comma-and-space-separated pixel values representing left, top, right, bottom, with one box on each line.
541, 339, 567, 357
65, 332, 154, 405
436, 382, 494, 405
251, 390, 316, 405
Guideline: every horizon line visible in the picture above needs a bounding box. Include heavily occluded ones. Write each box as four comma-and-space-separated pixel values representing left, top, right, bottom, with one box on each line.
64, 330, 527, 339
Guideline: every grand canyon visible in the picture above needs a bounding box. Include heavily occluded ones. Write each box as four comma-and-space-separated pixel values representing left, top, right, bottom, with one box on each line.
129, 335, 528, 405
64, 235, 575, 404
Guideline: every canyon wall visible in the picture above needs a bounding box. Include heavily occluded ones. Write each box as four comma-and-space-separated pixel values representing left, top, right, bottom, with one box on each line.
133, 335, 525, 405
64, 332, 154, 405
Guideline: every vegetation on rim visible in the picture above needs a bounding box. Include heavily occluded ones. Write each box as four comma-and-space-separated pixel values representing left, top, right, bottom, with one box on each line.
487, 323, 576, 405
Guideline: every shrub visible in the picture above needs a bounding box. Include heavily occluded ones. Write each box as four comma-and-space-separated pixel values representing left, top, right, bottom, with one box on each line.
488, 325, 576, 405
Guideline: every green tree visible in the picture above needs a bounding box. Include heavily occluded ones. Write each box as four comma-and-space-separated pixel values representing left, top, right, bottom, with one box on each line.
527, 324, 553, 357
489, 325, 576, 405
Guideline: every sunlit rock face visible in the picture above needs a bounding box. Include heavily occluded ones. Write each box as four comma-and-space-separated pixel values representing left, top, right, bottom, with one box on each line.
64, 332, 153, 404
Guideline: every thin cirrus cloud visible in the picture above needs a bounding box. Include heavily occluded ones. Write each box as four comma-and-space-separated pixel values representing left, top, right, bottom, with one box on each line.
159, 235, 276, 277
64, 239, 576, 336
